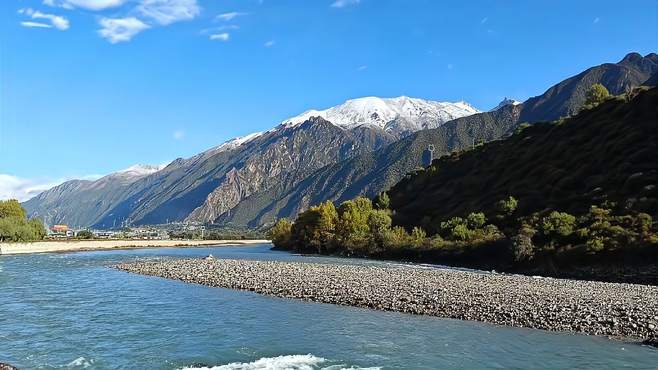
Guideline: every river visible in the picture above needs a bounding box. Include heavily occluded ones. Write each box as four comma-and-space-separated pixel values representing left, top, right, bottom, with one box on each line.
1, 244, 656, 369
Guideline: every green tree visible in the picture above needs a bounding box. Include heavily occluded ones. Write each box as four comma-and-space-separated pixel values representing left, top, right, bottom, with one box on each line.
367, 209, 392, 248
467, 212, 486, 229
410, 227, 427, 247
583, 83, 610, 109
335, 197, 373, 252
0, 199, 27, 219
77, 230, 94, 239
511, 225, 536, 262
541, 211, 576, 238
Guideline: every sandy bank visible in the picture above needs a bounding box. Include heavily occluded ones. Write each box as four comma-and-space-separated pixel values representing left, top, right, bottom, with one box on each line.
115, 258, 658, 344
0, 239, 270, 255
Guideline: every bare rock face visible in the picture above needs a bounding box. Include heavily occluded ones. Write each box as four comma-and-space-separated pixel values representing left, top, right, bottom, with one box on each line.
185, 118, 396, 224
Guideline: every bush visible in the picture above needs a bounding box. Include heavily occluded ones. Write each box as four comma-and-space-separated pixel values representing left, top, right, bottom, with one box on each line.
77, 230, 94, 239
582, 83, 610, 110
496, 196, 518, 216
511, 226, 536, 262
268, 219, 293, 249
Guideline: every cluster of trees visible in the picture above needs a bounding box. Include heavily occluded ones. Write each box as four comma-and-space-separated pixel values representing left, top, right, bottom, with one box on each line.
0, 200, 47, 242
270, 193, 657, 268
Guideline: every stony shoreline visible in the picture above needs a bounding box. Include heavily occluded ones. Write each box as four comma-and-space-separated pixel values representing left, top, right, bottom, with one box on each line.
114, 258, 658, 345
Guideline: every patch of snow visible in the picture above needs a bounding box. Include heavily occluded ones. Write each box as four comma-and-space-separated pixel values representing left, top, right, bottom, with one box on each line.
281, 96, 480, 133
490, 97, 521, 111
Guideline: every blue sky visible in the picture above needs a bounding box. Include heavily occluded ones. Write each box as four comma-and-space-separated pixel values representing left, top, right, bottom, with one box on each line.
0, 0, 656, 200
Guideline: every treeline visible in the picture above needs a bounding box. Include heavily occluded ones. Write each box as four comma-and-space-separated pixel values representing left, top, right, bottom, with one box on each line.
0, 200, 47, 242
269, 194, 657, 272
170, 227, 265, 240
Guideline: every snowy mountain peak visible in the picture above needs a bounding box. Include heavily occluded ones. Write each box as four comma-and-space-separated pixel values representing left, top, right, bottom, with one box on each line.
491, 97, 521, 111
281, 96, 480, 135
116, 164, 164, 178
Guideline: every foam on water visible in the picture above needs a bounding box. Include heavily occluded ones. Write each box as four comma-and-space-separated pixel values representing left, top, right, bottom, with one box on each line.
180, 354, 381, 370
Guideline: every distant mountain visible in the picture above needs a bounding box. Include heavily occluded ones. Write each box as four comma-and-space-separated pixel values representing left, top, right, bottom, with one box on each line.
24, 96, 477, 228
219, 52, 658, 226
519, 52, 658, 122
23, 164, 164, 228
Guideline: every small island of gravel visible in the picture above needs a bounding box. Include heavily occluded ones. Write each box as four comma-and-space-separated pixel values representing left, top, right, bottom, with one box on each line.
114, 258, 658, 345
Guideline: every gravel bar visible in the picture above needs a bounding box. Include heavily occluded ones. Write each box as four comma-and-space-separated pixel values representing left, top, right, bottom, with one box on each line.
114, 258, 658, 344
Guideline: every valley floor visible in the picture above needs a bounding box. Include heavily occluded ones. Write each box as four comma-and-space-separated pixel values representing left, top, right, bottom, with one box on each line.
115, 258, 658, 346
0, 239, 269, 255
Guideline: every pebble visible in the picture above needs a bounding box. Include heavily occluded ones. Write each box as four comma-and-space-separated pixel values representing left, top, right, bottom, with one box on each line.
114, 258, 658, 345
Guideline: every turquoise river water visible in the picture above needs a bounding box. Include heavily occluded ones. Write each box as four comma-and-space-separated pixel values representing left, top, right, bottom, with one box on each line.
1, 244, 657, 369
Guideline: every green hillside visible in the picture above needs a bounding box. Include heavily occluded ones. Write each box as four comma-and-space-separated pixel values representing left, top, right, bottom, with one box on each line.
273, 87, 658, 283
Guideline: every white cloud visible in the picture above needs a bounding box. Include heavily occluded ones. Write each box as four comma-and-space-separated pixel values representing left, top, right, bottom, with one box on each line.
357, 65, 367, 71
19, 8, 70, 30
43, 0, 126, 11
209, 32, 229, 41
0, 174, 101, 202
98, 17, 150, 43
264, 40, 275, 47
173, 129, 185, 140
215, 11, 247, 21
21, 21, 53, 28
331, 0, 360, 8
138, 0, 200, 25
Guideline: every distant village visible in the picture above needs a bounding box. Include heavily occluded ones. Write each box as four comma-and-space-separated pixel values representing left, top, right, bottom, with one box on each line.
46, 223, 207, 240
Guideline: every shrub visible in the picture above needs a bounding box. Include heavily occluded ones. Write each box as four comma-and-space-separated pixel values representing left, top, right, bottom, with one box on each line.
511, 226, 536, 262
496, 196, 518, 216
268, 218, 293, 249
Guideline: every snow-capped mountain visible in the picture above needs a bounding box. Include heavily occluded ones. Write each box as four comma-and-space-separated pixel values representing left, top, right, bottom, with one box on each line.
281, 96, 480, 136
490, 97, 521, 111
208, 132, 264, 155
116, 164, 164, 178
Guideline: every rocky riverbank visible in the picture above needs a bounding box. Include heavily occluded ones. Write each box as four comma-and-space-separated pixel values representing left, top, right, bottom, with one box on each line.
114, 258, 658, 345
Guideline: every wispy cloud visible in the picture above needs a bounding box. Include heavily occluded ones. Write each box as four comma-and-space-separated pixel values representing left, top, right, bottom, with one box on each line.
138, 0, 200, 26
173, 129, 185, 140
264, 40, 275, 47
43, 0, 126, 11
357, 65, 367, 71
215, 11, 247, 21
21, 21, 53, 28
209, 33, 230, 41
19, 8, 69, 30
98, 17, 150, 43
0, 173, 102, 202
331, 0, 360, 8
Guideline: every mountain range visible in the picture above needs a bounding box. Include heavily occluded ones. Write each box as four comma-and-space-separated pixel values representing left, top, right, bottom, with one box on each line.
23, 52, 658, 229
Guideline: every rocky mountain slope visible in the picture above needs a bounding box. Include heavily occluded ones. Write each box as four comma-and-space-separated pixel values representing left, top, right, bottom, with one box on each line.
218, 53, 658, 226
23, 97, 476, 227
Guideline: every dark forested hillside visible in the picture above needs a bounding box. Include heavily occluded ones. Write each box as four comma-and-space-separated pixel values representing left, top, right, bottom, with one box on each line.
388, 87, 657, 230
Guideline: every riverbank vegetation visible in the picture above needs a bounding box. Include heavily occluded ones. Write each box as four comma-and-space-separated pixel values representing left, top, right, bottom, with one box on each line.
0, 200, 47, 242
270, 87, 657, 283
